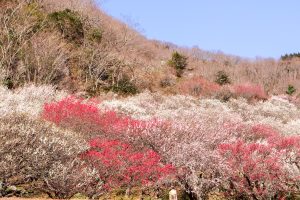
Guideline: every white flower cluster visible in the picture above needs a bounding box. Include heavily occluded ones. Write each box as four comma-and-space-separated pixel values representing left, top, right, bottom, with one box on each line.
227, 96, 300, 135
102, 92, 300, 136
0, 85, 67, 118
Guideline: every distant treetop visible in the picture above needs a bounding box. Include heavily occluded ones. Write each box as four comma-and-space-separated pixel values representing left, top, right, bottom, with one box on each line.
281, 52, 300, 60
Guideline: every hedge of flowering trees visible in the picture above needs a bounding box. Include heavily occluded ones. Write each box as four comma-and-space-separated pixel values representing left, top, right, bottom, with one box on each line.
0, 86, 299, 199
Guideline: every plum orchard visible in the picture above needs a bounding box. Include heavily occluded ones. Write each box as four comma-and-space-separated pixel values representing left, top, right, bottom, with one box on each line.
42, 97, 300, 199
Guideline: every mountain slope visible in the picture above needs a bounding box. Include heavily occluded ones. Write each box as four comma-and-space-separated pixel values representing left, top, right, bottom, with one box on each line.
0, 0, 299, 97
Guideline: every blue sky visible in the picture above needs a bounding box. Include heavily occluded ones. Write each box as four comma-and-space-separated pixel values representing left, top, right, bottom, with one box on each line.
99, 0, 300, 59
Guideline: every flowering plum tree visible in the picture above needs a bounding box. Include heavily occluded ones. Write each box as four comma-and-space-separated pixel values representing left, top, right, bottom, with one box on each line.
219, 126, 300, 199
233, 83, 267, 101
43, 96, 142, 137
81, 138, 174, 193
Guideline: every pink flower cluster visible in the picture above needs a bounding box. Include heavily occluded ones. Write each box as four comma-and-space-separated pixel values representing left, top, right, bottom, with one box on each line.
233, 83, 267, 100
178, 76, 221, 97
43, 96, 142, 135
82, 138, 174, 190
219, 124, 300, 199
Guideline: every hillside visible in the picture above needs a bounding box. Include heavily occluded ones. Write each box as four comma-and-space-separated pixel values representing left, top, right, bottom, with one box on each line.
1, 0, 300, 97
0, 0, 300, 200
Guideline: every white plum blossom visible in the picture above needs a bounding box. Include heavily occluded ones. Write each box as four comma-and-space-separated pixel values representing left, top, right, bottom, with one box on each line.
0, 84, 66, 118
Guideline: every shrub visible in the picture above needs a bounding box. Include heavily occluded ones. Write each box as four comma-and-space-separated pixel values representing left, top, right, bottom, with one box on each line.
178, 76, 220, 97
48, 9, 84, 44
233, 83, 267, 101
286, 84, 296, 96
24, 2, 45, 30
168, 51, 188, 77
111, 78, 139, 95
215, 71, 230, 85
214, 86, 233, 102
2, 77, 13, 89
88, 28, 102, 43
160, 77, 175, 88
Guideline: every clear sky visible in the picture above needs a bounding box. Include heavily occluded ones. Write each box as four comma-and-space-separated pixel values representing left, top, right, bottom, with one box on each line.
99, 0, 300, 59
